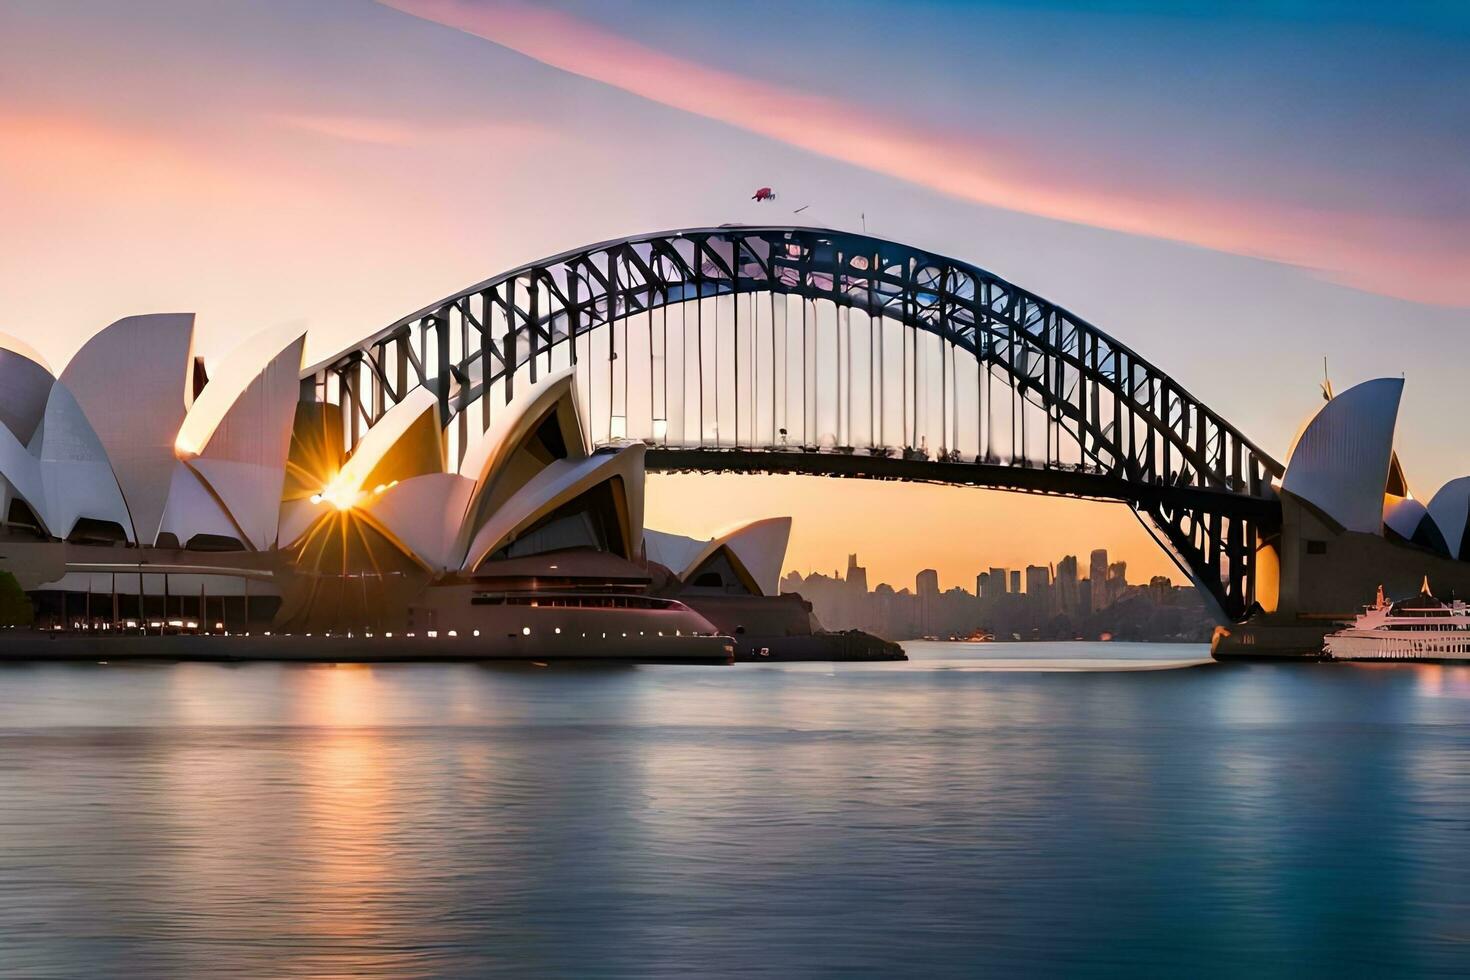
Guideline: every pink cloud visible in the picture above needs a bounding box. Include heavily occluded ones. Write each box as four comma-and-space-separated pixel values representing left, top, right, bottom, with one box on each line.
269, 111, 548, 146
379, 0, 1470, 307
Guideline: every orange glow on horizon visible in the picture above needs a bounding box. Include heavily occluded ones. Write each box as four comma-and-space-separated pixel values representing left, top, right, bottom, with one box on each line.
645, 473, 1182, 594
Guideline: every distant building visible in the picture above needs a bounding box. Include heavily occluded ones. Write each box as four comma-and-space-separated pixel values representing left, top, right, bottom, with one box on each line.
1055, 555, 1079, 615
915, 569, 940, 634
1107, 561, 1129, 606
988, 567, 1008, 595
976, 571, 990, 598
846, 554, 868, 594
1090, 549, 1109, 611
1025, 565, 1052, 615
1009, 569, 1021, 594
916, 569, 939, 596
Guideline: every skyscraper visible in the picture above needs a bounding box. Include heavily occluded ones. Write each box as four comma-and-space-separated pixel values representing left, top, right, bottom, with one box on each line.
989, 567, 1008, 595
1107, 560, 1129, 605
1009, 569, 1021, 594
1090, 549, 1109, 611
916, 569, 940, 596
976, 571, 990, 598
1025, 565, 1052, 616
1054, 555, 1079, 615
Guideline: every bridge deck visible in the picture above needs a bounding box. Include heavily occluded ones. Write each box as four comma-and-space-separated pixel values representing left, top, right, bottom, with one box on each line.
644, 447, 1281, 521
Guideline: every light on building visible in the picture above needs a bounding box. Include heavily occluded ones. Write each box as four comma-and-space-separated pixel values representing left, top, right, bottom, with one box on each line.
522, 626, 531, 636
554, 627, 561, 634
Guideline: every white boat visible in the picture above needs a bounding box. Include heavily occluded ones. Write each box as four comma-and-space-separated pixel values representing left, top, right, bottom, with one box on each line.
1324, 580, 1470, 662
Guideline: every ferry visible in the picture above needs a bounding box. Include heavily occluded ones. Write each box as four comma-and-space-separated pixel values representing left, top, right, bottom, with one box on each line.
1324, 580, 1470, 662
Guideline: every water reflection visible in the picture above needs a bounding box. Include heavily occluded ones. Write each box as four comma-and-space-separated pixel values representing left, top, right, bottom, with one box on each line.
0, 650, 1468, 976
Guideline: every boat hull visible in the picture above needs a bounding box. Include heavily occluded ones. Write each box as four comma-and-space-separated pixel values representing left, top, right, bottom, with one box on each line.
1325, 630, 1470, 662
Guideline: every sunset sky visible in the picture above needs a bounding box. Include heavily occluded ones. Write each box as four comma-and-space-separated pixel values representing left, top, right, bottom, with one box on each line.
2, 0, 1466, 591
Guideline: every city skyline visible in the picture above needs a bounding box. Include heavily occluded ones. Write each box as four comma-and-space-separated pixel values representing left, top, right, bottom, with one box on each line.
785, 543, 1213, 642
786, 544, 1137, 600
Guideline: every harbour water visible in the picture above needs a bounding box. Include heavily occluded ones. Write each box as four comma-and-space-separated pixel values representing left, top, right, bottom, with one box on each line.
1, 642, 1468, 976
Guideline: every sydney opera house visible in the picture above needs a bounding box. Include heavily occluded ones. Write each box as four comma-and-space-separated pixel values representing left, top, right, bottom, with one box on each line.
0, 315, 824, 661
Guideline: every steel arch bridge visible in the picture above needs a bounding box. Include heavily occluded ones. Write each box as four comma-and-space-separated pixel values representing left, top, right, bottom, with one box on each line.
304, 226, 1283, 621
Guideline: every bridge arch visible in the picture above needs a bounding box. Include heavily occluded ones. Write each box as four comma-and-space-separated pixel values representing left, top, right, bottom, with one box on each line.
306, 226, 1283, 621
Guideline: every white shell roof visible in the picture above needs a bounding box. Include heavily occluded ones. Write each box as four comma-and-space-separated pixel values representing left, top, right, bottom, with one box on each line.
172, 326, 306, 549
361, 472, 474, 573
324, 386, 441, 508
1382, 494, 1435, 548
33, 380, 134, 541
60, 313, 196, 545
0, 417, 48, 534
461, 444, 645, 572
647, 517, 793, 596
1281, 377, 1402, 534
0, 333, 56, 447
714, 517, 792, 597
1428, 477, 1470, 561
456, 368, 587, 561
175, 323, 305, 460
644, 529, 709, 577
157, 463, 243, 547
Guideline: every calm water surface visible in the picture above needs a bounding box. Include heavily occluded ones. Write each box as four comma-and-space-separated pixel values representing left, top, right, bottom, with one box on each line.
1, 642, 1468, 977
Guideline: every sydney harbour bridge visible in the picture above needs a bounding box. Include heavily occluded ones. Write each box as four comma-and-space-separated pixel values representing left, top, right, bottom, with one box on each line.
304, 226, 1284, 623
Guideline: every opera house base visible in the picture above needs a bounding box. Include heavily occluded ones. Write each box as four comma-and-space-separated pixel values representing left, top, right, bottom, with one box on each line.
0, 630, 735, 665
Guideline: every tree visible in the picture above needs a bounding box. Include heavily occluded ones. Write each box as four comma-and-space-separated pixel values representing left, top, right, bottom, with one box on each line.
0, 571, 34, 627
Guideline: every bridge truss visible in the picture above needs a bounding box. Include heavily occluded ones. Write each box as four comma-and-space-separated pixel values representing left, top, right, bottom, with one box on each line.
304, 227, 1283, 621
